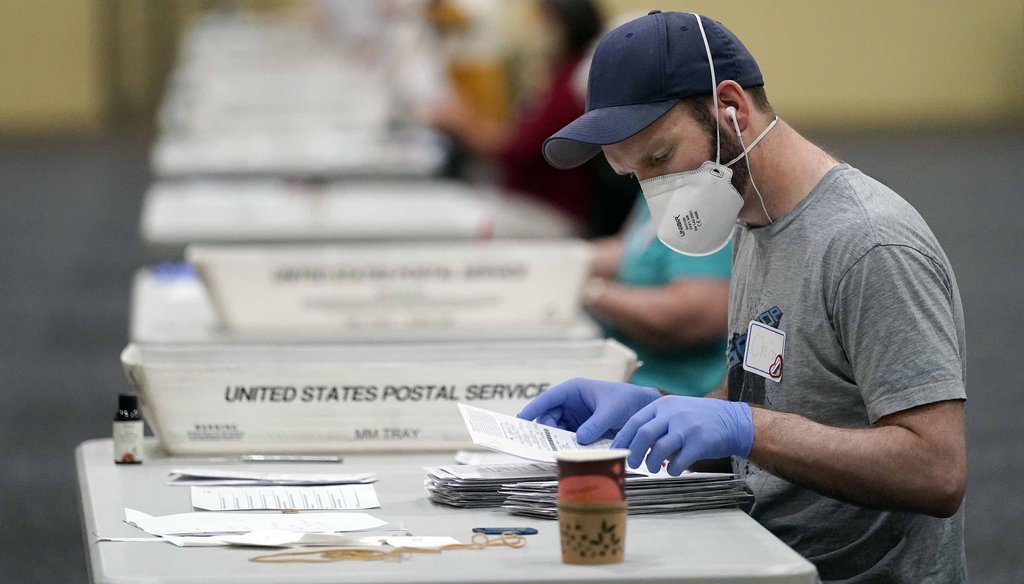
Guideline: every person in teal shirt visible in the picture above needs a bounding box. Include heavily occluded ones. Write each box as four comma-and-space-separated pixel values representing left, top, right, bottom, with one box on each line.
583, 196, 731, 396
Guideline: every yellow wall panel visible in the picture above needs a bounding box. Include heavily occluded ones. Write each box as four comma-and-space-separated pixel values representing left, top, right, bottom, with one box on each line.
0, 0, 105, 133
601, 0, 1024, 128
0, 0, 1019, 134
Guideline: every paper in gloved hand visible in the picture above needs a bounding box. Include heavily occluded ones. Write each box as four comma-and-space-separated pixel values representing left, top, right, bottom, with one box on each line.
457, 403, 614, 464
460, 404, 680, 477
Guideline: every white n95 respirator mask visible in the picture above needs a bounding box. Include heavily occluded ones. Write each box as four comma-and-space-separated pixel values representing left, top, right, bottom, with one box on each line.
640, 161, 743, 257
637, 13, 779, 257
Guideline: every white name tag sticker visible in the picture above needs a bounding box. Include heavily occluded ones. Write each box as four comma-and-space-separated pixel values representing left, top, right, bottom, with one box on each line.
742, 320, 786, 382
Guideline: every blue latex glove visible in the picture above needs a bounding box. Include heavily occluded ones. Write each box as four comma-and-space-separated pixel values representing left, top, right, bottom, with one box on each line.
610, 396, 754, 475
516, 378, 661, 444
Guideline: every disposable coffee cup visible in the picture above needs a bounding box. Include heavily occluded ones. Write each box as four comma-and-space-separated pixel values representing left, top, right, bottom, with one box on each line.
555, 449, 630, 565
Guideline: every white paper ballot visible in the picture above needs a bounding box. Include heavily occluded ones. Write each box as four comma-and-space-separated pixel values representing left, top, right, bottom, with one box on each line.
457, 403, 613, 463
190, 484, 380, 511
169, 467, 376, 486
124, 508, 387, 536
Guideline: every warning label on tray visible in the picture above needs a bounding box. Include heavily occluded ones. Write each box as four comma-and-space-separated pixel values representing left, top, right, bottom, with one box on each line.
187, 423, 244, 442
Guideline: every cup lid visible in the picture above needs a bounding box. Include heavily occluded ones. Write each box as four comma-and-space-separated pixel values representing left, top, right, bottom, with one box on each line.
554, 449, 631, 463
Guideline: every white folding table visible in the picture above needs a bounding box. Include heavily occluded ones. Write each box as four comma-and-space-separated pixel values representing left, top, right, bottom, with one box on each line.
76, 438, 817, 583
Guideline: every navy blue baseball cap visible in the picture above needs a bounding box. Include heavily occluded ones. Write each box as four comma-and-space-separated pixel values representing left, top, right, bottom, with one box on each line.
543, 11, 764, 169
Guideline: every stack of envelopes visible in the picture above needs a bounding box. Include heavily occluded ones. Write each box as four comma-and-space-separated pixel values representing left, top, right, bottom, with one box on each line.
425, 462, 752, 517
424, 463, 558, 508
501, 472, 753, 519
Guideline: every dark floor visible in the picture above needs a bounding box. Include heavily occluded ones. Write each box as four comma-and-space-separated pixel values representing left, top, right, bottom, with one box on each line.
0, 128, 1021, 582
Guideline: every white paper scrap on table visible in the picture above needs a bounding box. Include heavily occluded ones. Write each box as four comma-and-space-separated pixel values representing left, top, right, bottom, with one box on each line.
96, 536, 227, 547
124, 508, 387, 536
190, 484, 380, 511
457, 403, 614, 463
168, 467, 376, 486
385, 536, 462, 550
157, 535, 232, 547
218, 529, 388, 548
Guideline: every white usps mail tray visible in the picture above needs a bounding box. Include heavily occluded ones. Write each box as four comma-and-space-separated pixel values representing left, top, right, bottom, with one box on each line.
129, 267, 601, 344
187, 241, 594, 332
149, 127, 446, 179
120, 340, 639, 454
140, 180, 491, 246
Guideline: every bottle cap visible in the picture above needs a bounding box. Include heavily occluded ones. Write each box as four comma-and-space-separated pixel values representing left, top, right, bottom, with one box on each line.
118, 394, 139, 412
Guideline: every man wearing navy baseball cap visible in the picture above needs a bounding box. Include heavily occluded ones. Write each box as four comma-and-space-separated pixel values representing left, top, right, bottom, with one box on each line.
520, 11, 967, 582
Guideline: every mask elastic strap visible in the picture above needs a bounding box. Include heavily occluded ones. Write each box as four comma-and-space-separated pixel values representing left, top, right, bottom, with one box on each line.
730, 115, 779, 225
724, 115, 779, 167
694, 14, 720, 166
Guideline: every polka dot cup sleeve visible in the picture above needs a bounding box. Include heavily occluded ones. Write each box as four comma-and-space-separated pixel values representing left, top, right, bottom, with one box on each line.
555, 449, 629, 565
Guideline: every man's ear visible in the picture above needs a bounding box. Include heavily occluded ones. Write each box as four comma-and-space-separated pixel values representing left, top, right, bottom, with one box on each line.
716, 80, 749, 133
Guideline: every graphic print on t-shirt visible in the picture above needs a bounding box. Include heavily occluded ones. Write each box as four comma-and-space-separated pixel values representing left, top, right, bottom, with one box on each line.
728, 305, 783, 406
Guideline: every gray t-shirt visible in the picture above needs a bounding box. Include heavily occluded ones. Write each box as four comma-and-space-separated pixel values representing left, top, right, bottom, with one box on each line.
726, 164, 967, 583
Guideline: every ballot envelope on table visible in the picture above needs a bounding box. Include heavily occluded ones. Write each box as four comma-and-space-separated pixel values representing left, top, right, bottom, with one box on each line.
140, 179, 580, 249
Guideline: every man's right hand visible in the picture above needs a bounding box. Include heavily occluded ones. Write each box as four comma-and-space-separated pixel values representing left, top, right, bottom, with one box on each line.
516, 378, 661, 444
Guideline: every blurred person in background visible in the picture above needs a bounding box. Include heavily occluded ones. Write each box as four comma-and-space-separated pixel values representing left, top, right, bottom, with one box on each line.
424, 0, 512, 125
584, 200, 730, 397
428, 0, 632, 233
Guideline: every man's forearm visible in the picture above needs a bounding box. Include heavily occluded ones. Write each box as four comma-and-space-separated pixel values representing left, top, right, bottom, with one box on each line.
748, 402, 966, 517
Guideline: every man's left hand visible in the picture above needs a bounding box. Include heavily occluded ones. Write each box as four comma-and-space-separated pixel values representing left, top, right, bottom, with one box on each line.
611, 396, 754, 475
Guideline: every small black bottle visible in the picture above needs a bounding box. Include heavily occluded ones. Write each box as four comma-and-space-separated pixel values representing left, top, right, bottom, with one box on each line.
113, 394, 144, 464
